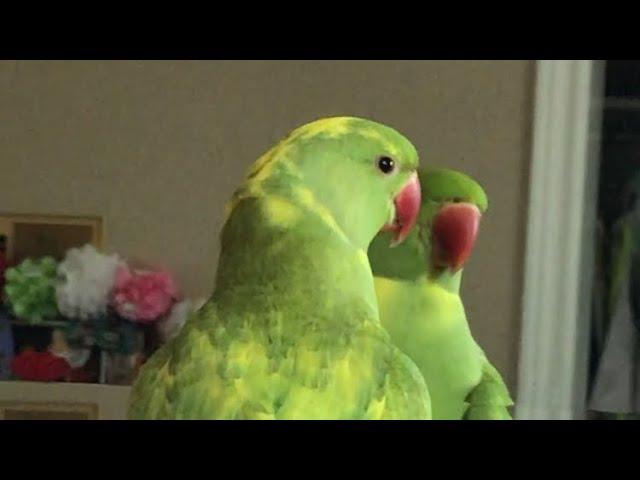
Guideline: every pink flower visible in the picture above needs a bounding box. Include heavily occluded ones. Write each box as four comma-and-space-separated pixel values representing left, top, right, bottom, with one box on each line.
111, 266, 177, 323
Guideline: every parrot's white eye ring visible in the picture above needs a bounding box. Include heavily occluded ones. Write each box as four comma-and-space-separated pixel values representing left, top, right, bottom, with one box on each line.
377, 156, 396, 175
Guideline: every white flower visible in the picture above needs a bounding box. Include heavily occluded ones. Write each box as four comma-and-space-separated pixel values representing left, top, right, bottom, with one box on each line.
55, 244, 124, 320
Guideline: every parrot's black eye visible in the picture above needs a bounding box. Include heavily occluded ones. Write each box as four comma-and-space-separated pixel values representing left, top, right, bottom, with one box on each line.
377, 156, 396, 175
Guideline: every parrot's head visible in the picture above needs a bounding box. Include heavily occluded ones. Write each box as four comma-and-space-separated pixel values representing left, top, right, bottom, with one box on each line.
231, 116, 422, 249
368, 167, 488, 281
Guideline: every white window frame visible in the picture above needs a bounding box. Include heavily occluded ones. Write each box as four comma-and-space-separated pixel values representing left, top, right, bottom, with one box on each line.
516, 60, 605, 420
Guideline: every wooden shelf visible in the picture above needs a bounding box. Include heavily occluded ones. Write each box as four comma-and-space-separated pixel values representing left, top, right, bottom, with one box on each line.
10, 318, 71, 328
0, 380, 131, 419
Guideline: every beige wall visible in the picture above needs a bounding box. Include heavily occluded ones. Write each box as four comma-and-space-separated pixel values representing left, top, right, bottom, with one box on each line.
0, 60, 534, 395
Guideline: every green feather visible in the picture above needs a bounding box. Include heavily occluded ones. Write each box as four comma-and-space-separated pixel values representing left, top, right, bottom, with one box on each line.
369, 167, 513, 420
129, 117, 431, 420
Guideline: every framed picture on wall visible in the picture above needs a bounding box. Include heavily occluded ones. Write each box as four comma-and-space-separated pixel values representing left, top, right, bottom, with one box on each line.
0, 213, 103, 264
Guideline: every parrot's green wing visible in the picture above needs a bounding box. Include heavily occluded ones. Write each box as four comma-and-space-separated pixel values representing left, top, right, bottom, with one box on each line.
463, 355, 513, 420
129, 303, 430, 420
381, 348, 432, 419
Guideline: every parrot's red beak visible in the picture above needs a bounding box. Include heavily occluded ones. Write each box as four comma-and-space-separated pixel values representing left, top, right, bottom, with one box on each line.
381, 172, 421, 247
432, 202, 481, 272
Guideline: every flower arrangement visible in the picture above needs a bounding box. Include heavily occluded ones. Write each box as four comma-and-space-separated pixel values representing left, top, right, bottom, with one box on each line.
11, 349, 71, 382
4, 257, 59, 324
157, 297, 206, 342
1, 243, 194, 385
56, 244, 123, 321
111, 266, 177, 323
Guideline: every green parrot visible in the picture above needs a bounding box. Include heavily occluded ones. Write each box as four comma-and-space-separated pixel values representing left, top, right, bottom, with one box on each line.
128, 116, 432, 420
368, 167, 513, 420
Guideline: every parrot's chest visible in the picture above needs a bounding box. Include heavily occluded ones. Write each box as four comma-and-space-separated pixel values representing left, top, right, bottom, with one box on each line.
375, 279, 484, 419
415, 322, 483, 419
406, 307, 482, 417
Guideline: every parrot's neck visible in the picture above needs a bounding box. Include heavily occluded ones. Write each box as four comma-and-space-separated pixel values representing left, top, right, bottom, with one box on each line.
211, 196, 380, 324
428, 266, 463, 294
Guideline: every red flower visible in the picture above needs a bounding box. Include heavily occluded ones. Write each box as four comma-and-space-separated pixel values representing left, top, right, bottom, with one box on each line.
11, 349, 71, 382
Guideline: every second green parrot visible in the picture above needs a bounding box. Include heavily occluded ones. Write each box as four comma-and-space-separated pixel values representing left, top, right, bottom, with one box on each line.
368, 167, 513, 420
